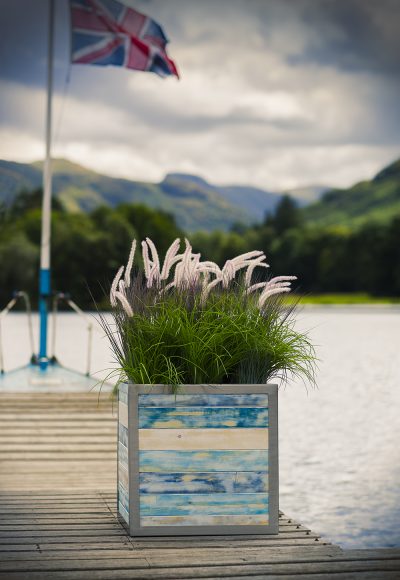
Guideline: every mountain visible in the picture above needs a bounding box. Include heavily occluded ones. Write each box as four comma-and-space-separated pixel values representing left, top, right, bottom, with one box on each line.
284, 185, 329, 204
161, 173, 285, 222
3, 157, 399, 232
0, 160, 42, 205
218, 184, 282, 218
0, 159, 288, 232
302, 158, 400, 228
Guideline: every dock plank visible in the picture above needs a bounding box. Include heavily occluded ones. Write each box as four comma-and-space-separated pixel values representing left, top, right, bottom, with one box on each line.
0, 391, 398, 579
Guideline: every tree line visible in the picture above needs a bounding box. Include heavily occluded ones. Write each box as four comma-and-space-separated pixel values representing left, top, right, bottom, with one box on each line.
1, 189, 399, 310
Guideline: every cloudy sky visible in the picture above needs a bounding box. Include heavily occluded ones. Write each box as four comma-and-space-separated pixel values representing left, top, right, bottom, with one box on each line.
0, 0, 399, 190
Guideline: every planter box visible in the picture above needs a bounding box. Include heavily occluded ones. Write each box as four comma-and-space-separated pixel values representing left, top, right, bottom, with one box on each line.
117, 384, 278, 536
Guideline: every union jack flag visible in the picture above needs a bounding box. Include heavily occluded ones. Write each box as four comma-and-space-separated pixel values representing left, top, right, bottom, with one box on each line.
70, 0, 179, 78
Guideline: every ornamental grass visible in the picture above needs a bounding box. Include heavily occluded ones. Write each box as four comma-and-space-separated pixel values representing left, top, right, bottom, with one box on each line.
101, 238, 316, 393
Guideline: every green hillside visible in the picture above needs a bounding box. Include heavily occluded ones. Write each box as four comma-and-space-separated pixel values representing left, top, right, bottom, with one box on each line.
3, 156, 399, 232
303, 158, 400, 228
0, 159, 289, 232
0, 160, 42, 205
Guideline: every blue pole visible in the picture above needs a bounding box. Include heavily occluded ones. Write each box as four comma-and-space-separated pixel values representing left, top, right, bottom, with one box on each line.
39, 0, 54, 371
39, 269, 51, 369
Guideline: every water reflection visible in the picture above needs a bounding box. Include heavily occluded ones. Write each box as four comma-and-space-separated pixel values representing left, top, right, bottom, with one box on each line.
280, 307, 400, 548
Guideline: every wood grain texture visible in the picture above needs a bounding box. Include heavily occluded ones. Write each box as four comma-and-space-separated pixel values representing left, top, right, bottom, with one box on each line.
139, 394, 269, 407
118, 484, 129, 514
140, 514, 269, 527
118, 424, 128, 448
118, 384, 128, 405
138, 407, 269, 429
118, 402, 128, 428
139, 449, 268, 472
140, 493, 269, 517
118, 464, 129, 491
0, 392, 117, 493
139, 472, 268, 494
138, 428, 268, 450
118, 442, 128, 468
117, 501, 129, 526
1, 392, 398, 579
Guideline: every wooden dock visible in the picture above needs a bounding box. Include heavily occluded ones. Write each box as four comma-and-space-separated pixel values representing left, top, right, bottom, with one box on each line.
0, 391, 399, 579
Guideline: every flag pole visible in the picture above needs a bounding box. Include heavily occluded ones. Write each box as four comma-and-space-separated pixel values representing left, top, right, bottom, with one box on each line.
38, 0, 55, 370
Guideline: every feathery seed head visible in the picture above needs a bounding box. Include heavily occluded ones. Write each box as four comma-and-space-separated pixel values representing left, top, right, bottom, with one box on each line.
110, 238, 296, 314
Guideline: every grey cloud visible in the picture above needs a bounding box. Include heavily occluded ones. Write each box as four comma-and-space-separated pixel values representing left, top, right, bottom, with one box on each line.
0, 0, 70, 89
285, 0, 400, 75
2, 0, 400, 85
0, 0, 399, 189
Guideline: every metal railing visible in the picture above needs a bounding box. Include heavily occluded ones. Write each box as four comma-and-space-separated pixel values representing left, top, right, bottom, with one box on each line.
0, 292, 36, 374
0, 291, 99, 376
51, 293, 99, 376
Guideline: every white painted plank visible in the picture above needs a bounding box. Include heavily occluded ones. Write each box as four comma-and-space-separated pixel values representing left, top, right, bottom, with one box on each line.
138, 428, 268, 450
118, 402, 128, 428
141, 513, 269, 526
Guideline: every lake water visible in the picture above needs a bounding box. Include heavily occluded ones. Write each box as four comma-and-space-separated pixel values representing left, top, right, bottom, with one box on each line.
1, 307, 400, 549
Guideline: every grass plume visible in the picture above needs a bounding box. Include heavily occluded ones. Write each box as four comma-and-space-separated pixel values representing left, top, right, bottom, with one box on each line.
100, 239, 317, 394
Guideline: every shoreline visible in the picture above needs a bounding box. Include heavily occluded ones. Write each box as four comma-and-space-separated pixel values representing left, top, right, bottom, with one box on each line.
298, 302, 400, 312
5, 303, 400, 313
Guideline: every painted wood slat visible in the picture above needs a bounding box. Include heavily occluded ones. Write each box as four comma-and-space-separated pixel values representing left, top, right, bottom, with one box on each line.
140, 493, 269, 517
118, 501, 129, 525
140, 514, 269, 526
118, 424, 128, 448
139, 450, 268, 472
118, 402, 128, 428
118, 464, 129, 491
118, 385, 128, 405
118, 442, 128, 468
138, 428, 268, 450
139, 472, 268, 494
118, 483, 129, 513
139, 394, 269, 407
138, 407, 269, 429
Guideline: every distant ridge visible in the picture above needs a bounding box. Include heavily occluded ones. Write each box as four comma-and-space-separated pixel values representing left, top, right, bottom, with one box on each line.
6, 157, 399, 232
0, 159, 314, 232
302, 157, 400, 228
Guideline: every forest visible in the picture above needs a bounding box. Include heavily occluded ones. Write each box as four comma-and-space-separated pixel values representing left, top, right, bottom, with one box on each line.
1, 189, 400, 309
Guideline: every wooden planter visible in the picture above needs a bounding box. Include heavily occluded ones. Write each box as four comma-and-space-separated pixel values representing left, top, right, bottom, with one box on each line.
117, 384, 278, 536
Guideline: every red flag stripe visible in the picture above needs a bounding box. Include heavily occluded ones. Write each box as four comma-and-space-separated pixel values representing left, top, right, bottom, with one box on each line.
127, 42, 149, 71
121, 9, 147, 37
71, 5, 110, 33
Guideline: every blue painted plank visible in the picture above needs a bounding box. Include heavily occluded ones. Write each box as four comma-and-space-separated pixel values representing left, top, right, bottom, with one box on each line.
139, 394, 269, 407
140, 493, 269, 516
118, 442, 128, 467
118, 423, 128, 447
139, 450, 268, 472
139, 407, 269, 428
139, 472, 268, 494
119, 384, 128, 404
118, 501, 129, 525
119, 464, 129, 490
118, 482, 130, 513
